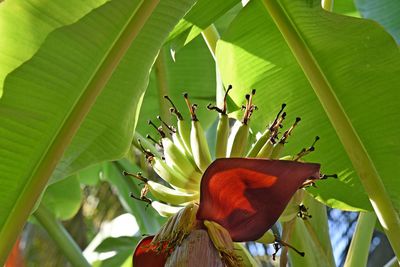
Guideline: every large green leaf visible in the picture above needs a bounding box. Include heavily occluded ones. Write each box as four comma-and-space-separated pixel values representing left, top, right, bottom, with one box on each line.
0, 0, 109, 95
0, 0, 195, 262
355, 0, 400, 43
216, 0, 400, 213
168, 0, 240, 43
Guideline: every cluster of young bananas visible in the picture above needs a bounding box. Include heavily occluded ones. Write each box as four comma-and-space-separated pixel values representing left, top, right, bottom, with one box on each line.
125, 86, 322, 220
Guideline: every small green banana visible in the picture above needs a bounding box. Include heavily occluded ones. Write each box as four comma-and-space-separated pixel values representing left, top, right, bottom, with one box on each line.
137, 139, 198, 191
256, 107, 289, 158
256, 229, 275, 244
164, 95, 192, 154
215, 114, 229, 158
270, 117, 301, 159
171, 130, 202, 175
148, 119, 200, 181
159, 128, 202, 186
246, 127, 271, 158
279, 190, 304, 222
148, 181, 198, 205
151, 201, 184, 217
207, 85, 232, 158
227, 120, 249, 157
247, 104, 286, 157
170, 131, 187, 155
256, 138, 275, 158
293, 136, 320, 161
184, 93, 212, 172
123, 172, 199, 206
190, 118, 212, 172
162, 133, 196, 176
152, 157, 199, 192
227, 90, 256, 157
176, 118, 192, 154
162, 96, 202, 173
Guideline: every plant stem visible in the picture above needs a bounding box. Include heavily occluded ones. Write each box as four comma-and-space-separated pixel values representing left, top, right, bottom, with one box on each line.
201, 24, 220, 60
33, 205, 91, 267
344, 212, 376, 267
261, 0, 400, 261
321, 0, 334, 11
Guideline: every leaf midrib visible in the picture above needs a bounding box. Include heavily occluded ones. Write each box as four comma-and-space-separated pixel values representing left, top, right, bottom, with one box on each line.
260, 0, 400, 257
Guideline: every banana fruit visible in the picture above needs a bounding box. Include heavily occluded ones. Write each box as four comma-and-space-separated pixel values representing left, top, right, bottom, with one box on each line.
123, 172, 198, 206
247, 103, 286, 157
227, 90, 256, 157
132, 89, 325, 225
207, 85, 232, 158
151, 201, 185, 218
184, 93, 212, 172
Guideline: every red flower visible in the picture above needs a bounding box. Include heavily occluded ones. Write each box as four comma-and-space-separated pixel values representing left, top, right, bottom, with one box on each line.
132, 158, 320, 266
197, 158, 320, 242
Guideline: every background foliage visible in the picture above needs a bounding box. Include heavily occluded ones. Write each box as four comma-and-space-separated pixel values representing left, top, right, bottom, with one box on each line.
0, 0, 399, 266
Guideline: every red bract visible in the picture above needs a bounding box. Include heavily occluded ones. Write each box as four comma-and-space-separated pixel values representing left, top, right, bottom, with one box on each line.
132, 236, 168, 267
196, 158, 320, 241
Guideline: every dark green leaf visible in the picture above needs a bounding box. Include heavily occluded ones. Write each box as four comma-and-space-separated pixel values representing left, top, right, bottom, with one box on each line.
0, 0, 195, 260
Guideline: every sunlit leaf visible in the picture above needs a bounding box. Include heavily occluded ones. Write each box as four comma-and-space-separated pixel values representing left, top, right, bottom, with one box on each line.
0, 0, 195, 260
216, 0, 400, 212
168, 0, 240, 43
0, 0, 109, 95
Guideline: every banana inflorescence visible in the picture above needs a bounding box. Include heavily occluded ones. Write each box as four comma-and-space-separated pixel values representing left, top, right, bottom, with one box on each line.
127, 86, 328, 220
128, 86, 335, 265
